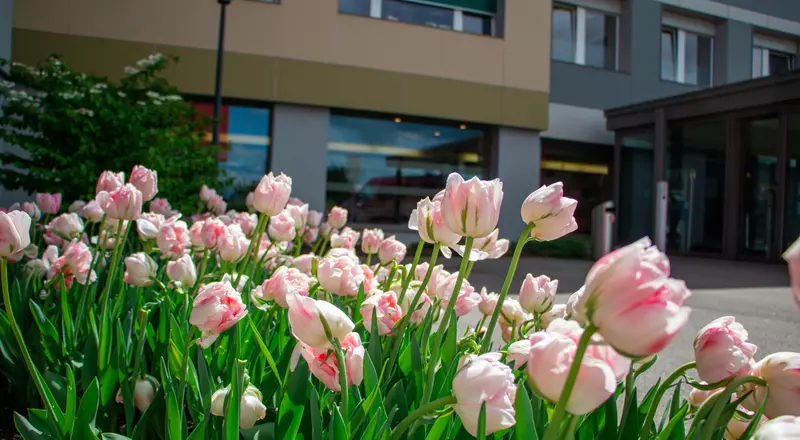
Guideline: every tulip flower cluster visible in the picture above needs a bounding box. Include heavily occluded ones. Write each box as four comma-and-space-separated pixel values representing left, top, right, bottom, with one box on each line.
0, 167, 798, 440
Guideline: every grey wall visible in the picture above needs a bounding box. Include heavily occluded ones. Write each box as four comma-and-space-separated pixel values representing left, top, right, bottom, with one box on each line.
0, 0, 10, 63
493, 127, 541, 240
550, 0, 760, 112
716, 0, 800, 23
270, 104, 330, 212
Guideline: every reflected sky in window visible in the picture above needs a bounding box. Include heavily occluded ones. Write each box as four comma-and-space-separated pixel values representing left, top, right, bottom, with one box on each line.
219, 106, 270, 196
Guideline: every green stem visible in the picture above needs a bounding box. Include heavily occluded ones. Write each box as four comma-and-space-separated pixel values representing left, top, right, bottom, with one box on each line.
176, 328, 195, 410
397, 240, 424, 305
2, 258, 66, 439
560, 415, 579, 440
99, 219, 125, 309
335, 343, 349, 418
246, 314, 283, 387
381, 264, 397, 291
318, 235, 330, 257
479, 222, 535, 354
388, 395, 457, 440
235, 215, 267, 288
421, 237, 473, 407
191, 248, 210, 297
699, 375, 767, 440
59, 276, 74, 351
293, 232, 303, 257
365, 253, 372, 266
639, 361, 697, 439
464, 260, 475, 280
132, 309, 151, 377
542, 325, 597, 440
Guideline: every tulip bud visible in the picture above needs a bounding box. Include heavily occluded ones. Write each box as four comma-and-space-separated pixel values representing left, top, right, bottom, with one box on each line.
136, 213, 165, 241
303, 227, 319, 245
327, 206, 348, 229
287, 203, 309, 230
441, 173, 503, 238
64, 241, 96, 285
0, 211, 31, 258
688, 386, 719, 408
694, 316, 757, 384
378, 236, 406, 265
297, 332, 365, 391
21, 202, 42, 222
398, 286, 432, 324
292, 253, 316, 275
68, 200, 86, 213
253, 172, 292, 216
754, 416, 800, 439
519, 274, 558, 314
452, 355, 517, 436
307, 210, 323, 228
507, 339, 532, 369
743, 352, 800, 418
200, 218, 226, 249
360, 290, 403, 336
166, 254, 197, 288
286, 294, 354, 349
36, 193, 62, 215
218, 224, 250, 263
115, 375, 158, 413
330, 227, 360, 250
499, 298, 526, 328
252, 266, 312, 308
245, 191, 256, 212
189, 275, 248, 347
49, 213, 84, 239
521, 182, 578, 241
97, 171, 125, 195
124, 252, 158, 287
199, 184, 218, 202
541, 303, 567, 329
268, 210, 296, 242
210, 385, 267, 429
478, 287, 499, 316
157, 219, 191, 259
149, 198, 173, 216
317, 253, 368, 297
469, 228, 510, 260
361, 228, 384, 255
82, 200, 104, 223
409, 197, 461, 249
129, 165, 158, 201
207, 194, 227, 215
97, 184, 143, 220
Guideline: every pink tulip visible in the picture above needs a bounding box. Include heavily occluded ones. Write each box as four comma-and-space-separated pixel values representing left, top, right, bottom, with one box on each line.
541, 304, 568, 329
320, 222, 335, 238
68, 200, 86, 213
189, 220, 206, 250
361, 228, 384, 255
303, 227, 319, 245
63, 241, 96, 284
49, 213, 84, 239
507, 339, 532, 368
499, 298, 527, 327
317, 253, 368, 297
97, 184, 143, 220
36, 193, 62, 215
307, 210, 323, 228
287, 203, 309, 230
694, 316, 757, 384
441, 173, 503, 238
199, 185, 217, 202
149, 198, 174, 216
286, 294, 355, 349
527, 319, 631, 415
754, 416, 800, 439
207, 195, 227, 215
244, 191, 256, 212
360, 290, 403, 335
158, 219, 191, 259
234, 212, 257, 237
688, 386, 720, 408
425, 265, 451, 300
82, 200, 104, 223
414, 262, 429, 281
96, 171, 125, 195
330, 227, 360, 250
437, 275, 480, 316
0, 211, 31, 258
378, 236, 406, 265
189, 275, 248, 347
577, 237, 691, 357
200, 218, 226, 249
27, 245, 59, 277
129, 165, 158, 201
252, 266, 312, 308
521, 182, 578, 241
124, 252, 157, 287
743, 352, 800, 418
519, 274, 558, 314
726, 411, 766, 440
166, 254, 197, 288
452, 354, 517, 436
21, 202, 42, 222
292, 253, 316, 275
296, 332, 364, 391
218, 224, 250, 263
327, 206, 348, 229
136, 213, 165, 241
399, 289, 432, 324
210, 385, 266, 429
468, 228, 510, 260
408, 198, 461, 254
783, 236, 800, 307
478, 287, 500, 316
44, 230, 66, 248
253, 172, 292, 216
268, 210, 296, 242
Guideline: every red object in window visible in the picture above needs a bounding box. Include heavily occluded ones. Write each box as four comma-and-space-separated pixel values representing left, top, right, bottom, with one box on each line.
192, 103, 231, 162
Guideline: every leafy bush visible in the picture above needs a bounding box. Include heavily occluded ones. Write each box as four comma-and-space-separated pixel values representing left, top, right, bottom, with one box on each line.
0, 55, 226, 212
519, 234, 591, 259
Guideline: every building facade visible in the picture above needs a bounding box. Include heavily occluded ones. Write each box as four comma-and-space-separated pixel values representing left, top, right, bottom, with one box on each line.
546, 0, 800, 260
8, 0, 551, 239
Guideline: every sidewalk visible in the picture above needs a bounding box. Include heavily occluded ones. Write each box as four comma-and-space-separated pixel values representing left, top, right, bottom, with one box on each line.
440, 255, 789, 294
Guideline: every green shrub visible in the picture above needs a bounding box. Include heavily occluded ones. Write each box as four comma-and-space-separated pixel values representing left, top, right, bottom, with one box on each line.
518, 234, 592, 259
0, 54, 228, 212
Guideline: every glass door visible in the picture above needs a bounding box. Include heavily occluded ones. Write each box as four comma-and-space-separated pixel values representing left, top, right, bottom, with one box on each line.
741, 117, 779, 259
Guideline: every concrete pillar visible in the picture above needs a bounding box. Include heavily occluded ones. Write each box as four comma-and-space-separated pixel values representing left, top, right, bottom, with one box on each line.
714, 20, 753, 85
270, 104, 330, 212
493, 127, 541, 241
620, 0, 663, 102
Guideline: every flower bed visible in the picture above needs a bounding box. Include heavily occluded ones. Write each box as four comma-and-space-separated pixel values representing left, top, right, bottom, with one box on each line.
0, 167, 798, 439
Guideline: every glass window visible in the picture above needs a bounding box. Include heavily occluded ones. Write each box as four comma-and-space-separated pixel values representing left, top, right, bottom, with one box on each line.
339, 0, 371, 16
769, 51, 793, 75
785, 113, 800, 251
463, 12, 492, 36
326, 114, 487, 224
552, 6, 575, 63
661, 30, 676, 81
742, 117, 779, 258
619, 130, 655, 245
382, 0, 454, 30
666, 120, 726, 254
584, 9, 617, 70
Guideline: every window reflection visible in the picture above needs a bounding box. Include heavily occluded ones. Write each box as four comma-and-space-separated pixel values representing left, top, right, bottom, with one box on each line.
661, 30, 676, 81
618, 130, 655, 244
326, 114, 487, 224
382, 0, 454, 30
339, 0, 371, 16
585, 9, 617, 70
463, 12, 492, 36
552, 7, 575, 63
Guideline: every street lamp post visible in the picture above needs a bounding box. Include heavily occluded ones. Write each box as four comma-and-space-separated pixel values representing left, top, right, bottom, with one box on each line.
212, 0, 231, 145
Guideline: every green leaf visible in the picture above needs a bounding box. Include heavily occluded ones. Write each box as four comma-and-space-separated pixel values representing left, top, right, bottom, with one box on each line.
618, 387, 639, 440
738, 386, 770, 440
186, 419, 209, 440
65, 365, 77, 435
425, 412, 452, 440
224, 359, 247, 440
377, 407, 399, 440
130, 387, 165, 440
602, 392, 618, 440
101, 434, 132, 440
73, 378, 100, 440
277, 358, 310, 440
441, 311, 457, 372
368, 311, 382, 370
329, 405, 349, 440
160, 358, 182, 440
29, 299, 62, 363
363, 407, 387, 440
14, 412, 57, 440
309, 384, 323, 440
669, 381, 683, 421
477, 401, 487, 440
515, 383, 539, 440
659, 404, 688, 440
385, 382, 408, 429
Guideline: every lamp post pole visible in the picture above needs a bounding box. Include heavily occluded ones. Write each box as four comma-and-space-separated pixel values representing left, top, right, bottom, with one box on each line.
212, 0, 231, 145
